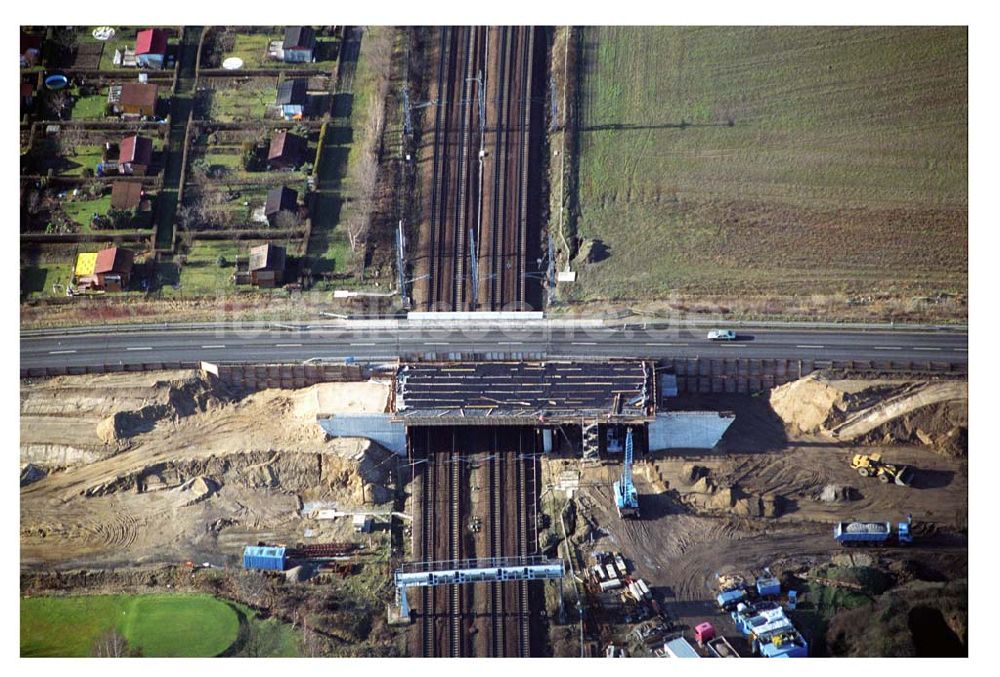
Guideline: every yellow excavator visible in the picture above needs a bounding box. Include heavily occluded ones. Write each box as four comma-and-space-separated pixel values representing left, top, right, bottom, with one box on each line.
850, 453, 914, 486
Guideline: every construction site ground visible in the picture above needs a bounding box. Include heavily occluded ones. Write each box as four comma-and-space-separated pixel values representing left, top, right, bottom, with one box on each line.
20, 371, 397, 571
20, 369, 968, 656
538, 391, 968, 656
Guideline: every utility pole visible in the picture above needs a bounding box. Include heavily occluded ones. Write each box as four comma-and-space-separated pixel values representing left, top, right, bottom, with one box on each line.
402, 84, 413, 136
472, 49, 487, 310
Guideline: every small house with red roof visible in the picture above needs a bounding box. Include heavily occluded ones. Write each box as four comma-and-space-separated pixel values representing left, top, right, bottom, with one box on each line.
118, 135, 153, 176
74, 246, 134, 292
135, 29, 168, 69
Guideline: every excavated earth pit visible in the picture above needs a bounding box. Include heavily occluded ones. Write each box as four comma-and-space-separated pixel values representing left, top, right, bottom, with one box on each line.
20, 371, 396, 570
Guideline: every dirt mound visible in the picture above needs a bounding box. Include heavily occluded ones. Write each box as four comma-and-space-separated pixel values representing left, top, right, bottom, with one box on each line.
770, 374, 847, 433
96, 375, 237, 448
819, 484, 858, 503
770, 374, 967, 455
175, 475, 219, 507
291, 381, 390, 420
21, 370, 402, 570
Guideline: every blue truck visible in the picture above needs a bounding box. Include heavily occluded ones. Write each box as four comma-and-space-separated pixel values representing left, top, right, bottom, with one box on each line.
834, 519, 912, 546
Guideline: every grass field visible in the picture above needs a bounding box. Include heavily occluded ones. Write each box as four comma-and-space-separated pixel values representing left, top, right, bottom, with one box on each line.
173, 240, 242, 294
61, 144, 105, 176
565, 27, 967, 318
206, 79, 275, 122
70, 92, 108, 120
21, 261, 74, 298
20, 594, 239, 657
62, 194, 112, 228
226, 32, 339, 69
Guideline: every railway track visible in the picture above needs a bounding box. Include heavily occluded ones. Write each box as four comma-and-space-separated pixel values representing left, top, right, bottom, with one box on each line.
419, 429, 436, 657
448, 430, 462, 657
489, 439, 505, 656
412, 426, 541, 657
418, 27, 540, 312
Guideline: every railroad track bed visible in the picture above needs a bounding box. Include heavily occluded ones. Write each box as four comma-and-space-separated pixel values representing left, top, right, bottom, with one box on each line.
409, 426, 542, 657
412, 27, 544, 312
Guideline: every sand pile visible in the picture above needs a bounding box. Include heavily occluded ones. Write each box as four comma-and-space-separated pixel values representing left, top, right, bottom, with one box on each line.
175, 475, 219, 507
819, 484, 858, 503
95, 376, 237, 448
770, 374, 967, 455
291, 381, 390, 420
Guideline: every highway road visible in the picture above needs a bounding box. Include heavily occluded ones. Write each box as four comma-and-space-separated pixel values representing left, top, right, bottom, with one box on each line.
20, 323, 968, 370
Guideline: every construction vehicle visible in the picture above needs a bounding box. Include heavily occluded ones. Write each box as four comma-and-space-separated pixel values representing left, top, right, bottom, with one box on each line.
850, 452, 914, 486
834, 516, 913, 546
707, 636, 740, 658
614, 427, 639, 518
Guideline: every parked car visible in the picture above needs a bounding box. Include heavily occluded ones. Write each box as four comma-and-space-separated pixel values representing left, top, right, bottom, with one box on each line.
707, 329, 737, 341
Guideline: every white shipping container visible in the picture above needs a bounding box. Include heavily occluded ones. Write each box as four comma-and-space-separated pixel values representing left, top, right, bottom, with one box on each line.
605, 564, 618, 580
599, 578, 623, 592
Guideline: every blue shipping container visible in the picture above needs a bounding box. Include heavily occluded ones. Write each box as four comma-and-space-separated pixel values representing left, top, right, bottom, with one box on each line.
716, 588, 746, 608
243, 545, 286, 571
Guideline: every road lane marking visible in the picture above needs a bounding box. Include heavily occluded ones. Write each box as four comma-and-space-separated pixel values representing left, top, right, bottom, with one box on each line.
126, 346, 152, 351
645, 343, 688, 347
275, 343, 302, 347
956, 347, 968, 352
424, 342, 451, 346
796, 345, 825, 349
497, 341, 523, 345
873, 346, 902, 350
571, 342, 597, 345
721, 343, 747, 347
201, 345, 226, 349
351, 342, 376, 346
48, 349, 76, 354
912, 347, 941, 351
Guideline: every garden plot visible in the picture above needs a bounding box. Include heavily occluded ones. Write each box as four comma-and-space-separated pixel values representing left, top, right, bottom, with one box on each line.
204, 26, 341, 70
21, 128, 166, 178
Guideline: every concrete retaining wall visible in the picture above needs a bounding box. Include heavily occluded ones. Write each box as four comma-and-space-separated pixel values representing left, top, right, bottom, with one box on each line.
659, 358, 966, 396
648, 412, 736, 450
318, 413, 407, 455
211, 363, 364, 390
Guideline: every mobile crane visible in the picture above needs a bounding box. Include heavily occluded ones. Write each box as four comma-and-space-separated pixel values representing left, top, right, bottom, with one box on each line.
614, 427, 639, 518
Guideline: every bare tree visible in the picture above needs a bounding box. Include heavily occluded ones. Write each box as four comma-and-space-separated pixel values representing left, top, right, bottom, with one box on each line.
233, 570, 272, 610
91, 629, 130, 657
301, 615, 323, 657
341, 27, 396, 271
274, 209, 300, 230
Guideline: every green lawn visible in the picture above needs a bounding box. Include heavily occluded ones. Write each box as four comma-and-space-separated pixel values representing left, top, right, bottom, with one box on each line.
71, 93, 108, 120
228, 33, 272, 69
62, 194, 112, 228
175, 240, 242, 294
566, 26, 968, 312
21, 261, 75, 297
20, 594, 239, 657
225, 32, 338, 70
206, 80, 275, 122
60, 144, 104, 176
306, 27, 388, 277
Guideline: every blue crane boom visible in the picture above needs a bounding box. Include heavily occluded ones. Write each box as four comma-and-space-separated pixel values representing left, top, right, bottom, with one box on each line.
614, 427, 639, 518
